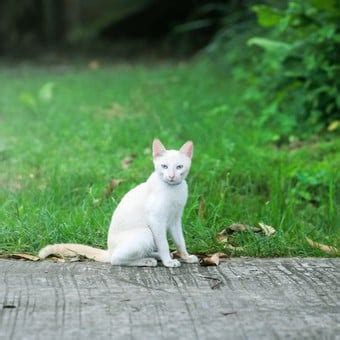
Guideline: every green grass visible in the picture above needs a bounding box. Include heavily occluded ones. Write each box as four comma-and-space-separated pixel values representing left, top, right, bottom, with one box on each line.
0, 59, 339, 257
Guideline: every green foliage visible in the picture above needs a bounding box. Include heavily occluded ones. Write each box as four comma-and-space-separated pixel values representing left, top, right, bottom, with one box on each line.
0, 61, 339, 256
249, 0, 340, 132
252, 4, 282, 27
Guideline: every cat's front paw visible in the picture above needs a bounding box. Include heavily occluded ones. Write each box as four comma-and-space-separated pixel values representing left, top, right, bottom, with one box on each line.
163, 259, 181, 268
181, 255, 199, 264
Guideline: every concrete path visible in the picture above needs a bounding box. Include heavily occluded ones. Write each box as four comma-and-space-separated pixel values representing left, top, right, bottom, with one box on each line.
0, 258, 339, 340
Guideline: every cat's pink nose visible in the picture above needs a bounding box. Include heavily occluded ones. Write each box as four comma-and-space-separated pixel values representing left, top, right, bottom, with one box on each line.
169, 175, 175, 180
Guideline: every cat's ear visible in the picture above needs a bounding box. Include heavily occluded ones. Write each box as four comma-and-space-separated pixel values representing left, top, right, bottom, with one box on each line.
180, 141, 194, 159
153, 139, 166, 158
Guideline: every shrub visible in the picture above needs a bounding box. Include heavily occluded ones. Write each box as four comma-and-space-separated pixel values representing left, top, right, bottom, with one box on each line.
248, 0, 340, 134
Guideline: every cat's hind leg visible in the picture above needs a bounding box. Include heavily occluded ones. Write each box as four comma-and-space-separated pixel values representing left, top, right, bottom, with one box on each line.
109, 229, 156, 267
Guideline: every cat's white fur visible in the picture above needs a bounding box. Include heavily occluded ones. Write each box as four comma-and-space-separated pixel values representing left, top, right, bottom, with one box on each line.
39, 139, 198, 267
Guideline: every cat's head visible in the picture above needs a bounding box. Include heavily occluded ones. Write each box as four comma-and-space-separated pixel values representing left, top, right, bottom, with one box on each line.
152, 139, 193, 185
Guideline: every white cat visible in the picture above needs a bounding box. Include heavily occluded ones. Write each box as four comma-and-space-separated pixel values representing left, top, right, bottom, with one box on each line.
39, 139, 198, 267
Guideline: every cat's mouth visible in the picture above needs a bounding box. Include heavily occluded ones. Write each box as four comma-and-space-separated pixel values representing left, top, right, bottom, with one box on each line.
166, 179, 181, 185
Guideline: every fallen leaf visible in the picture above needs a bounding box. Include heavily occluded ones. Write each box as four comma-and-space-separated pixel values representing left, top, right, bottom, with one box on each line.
217, 222, 275, 243
104, 178, 123, 198
104, 103, 125, 118
327, 120, 340, 131
88, 60, 100, 70
212, 252, 229, 259
19, 92, 37, 109
257, 222, 276, 236
171, 251, 182, 259
121, 154, 137, 169
217, 222, 275, 252
216, 228, 244, 251
0, 176, 23, 192
143, 147, 151, 155
216, 230, 227, 243
199, 253, 221, 266
288, 140, 304, 150
38, 82, 55, 102
228, 223, 253, 232
198, 197, 206, 220
217, 224, 254, 241
306, 238, 338, 254
0, 253, 40, 261
225, 244, 245, 252
216, 227, 247, 250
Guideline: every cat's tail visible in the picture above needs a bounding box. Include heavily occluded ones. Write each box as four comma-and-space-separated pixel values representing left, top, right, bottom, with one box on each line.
38, 243, 110, 262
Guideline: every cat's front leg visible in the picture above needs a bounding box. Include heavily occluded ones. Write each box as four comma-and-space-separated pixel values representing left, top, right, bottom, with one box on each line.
148, 221, 181, 268
169, 221, 199, 264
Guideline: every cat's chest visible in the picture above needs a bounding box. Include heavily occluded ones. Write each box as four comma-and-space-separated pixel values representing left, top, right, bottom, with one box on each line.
147, 183, 187, 218
159, 186, 187, 209
163, 190, 186, 212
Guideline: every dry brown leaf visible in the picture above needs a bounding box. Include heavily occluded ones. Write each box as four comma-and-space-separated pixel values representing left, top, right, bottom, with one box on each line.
0, 175, 23, 192
229, 223, 252, 232
306, 238, 338, 254
225, 244, 244, 252
211, 252, 229, 259
171, 250, 181, 259
217, 224, 254, 239
104, 103, 125, 118
216, 230, 242, 251
121, 154, 137, 169
216, 229, 228, 243
171, 251, 190, 259
104, 178, 123, 198
288, 140, 305, 150
173, 251, 228, 262
88, 60, 100, 70
257, 222, 276, 236
200, 253, 221, 266
216, 225, 249, 252
0, 253, 40, 261
198, 197, 206, 220
217, 222, 275, 242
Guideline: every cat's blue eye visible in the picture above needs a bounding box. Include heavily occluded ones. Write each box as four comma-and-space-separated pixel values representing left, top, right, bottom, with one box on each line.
176, 165, 183, 169
161, 164, 168, 169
